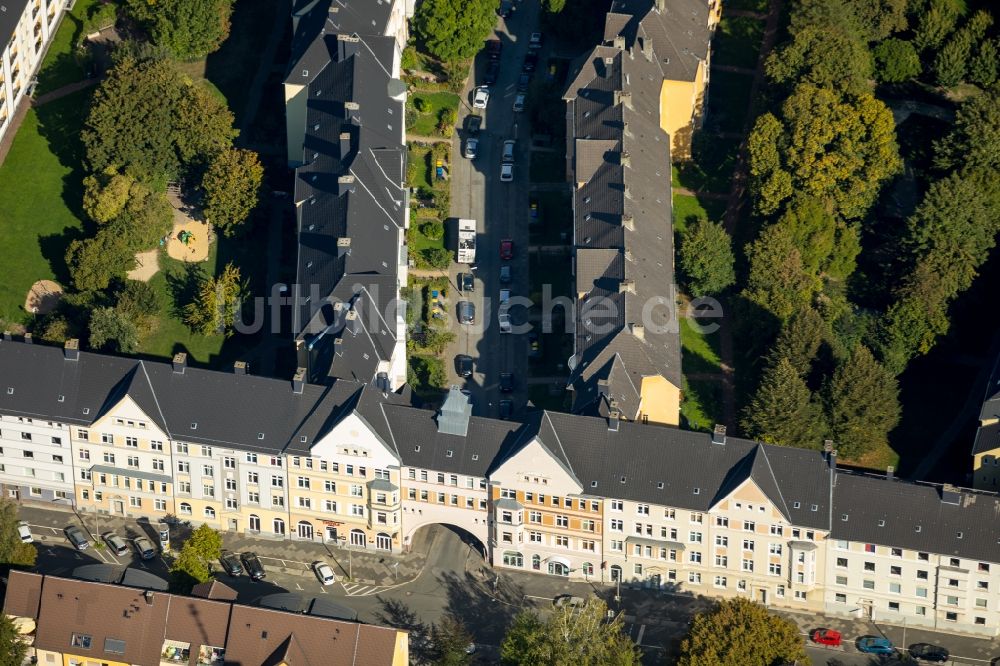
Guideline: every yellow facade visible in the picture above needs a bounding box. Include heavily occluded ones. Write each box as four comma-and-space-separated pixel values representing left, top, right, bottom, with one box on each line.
639, 375, 681, 426
658, 61, 706, 159
973, 449, 1000, 490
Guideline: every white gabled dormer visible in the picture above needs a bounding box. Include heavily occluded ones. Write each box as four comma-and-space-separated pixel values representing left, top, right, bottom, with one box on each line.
309, 410, 399, 469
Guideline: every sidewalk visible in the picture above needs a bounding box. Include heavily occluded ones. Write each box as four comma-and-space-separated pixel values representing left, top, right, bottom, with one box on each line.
16, 503, 429, 587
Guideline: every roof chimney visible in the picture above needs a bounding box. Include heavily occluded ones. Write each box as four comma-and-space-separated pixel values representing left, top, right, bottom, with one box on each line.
333, 337, 344, 356
629, 323, 644, 340
344, 101, 361, 123
612, 35, 625, 50
618, 279, 635, 295
886, 465, 894, 481
597, 379, 610, 397
337, 175, 356, 197
337, 236, 352, 257
608, 408, 621, 432
622, 213, 634, 230
338, 132, 352, 160
144, 590, 154, 605
292, 367, 306, 394
23, 333, 32, 344
655, 0, 665, 12
620, 151, 630, 167
234, 360, 248, 375
712, 424, 726, 445
941, 484, 961, 505
172, 352, 187, 374
337, 33, 360, 60
624, 183, 631, 199
64, 338, 79, 361
641, 36, 654, 62
829, 448, 837, 486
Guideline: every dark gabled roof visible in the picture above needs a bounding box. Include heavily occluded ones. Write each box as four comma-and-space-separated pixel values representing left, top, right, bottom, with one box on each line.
191, 579, 238, 600
973, 422, 1000, 456
385, 402, 523, 478
285, 381, 402, 457
605, 0, 712, 83
3, 570, 42, 619
0, 0, 28, 46
535, 411, 832, 529
289, 14, 406, 386
973, 353, 1000, 454
831, 473, 1000, 563
564, 37, 680, 420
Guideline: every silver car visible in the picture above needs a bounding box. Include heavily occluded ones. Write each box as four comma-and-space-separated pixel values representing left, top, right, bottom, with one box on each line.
464, 138, 478, 160
133, 536, 157, 560
103, 533, 129, 557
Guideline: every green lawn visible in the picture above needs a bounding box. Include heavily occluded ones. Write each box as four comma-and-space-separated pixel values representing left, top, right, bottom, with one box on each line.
712, 16, 765, 69
34, 0, 100, 95
408, 91, 460, 136
681, 317, 724, 375
672, 194, 727, 235
706, 71, 754, 134
681, 376, 724, 432
407, 144, 434, 191
674, 136, 741, 194
0, 89, 91, 324
529, 150, 566, 183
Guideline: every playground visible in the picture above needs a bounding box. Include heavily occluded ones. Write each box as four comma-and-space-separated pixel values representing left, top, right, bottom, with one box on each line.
164, 186, 212, 263
23, 280, 63, 315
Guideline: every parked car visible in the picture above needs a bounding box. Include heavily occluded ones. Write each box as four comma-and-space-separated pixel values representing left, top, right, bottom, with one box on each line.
517, 72, 531, 92
17, 521, 32, 544
500, 265, 511, 284
528, 331, 541, 357
553, 595, 584, 608
133, 536, 157, 561
485, 60, 500, 85
219, 550, 243, 576
909, 643, 949, 662
455, 354, 474, 378
499, 399, 513, 419
500, 372, 514, 393
241, 552, 267, 581
312, 561, 336, 585
502, 139, 515, 163
857, 636, 895, 655
500, 163, 514, 182
466, 114, 482, 135
472, 87, 490, 109
523, 52, 538, 72
103, 533, 129, 557
529, 199, 539, 220
529, 32, 543, 49
64, 525, 90, 550
486, 38, 502, 60
458, 301, 476, 324
810, 629, 841, 647
500, 239, 514, 260
464, 138, 479, 160
499, 310, 511, 333
461, 272, 475, 293
512, 93, 526, 113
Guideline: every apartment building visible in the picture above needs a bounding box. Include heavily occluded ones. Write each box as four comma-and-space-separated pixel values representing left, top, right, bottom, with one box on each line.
3, 570, 409, 665
563, 16, 682, 426
0, 0, 67, 142
3, 338, 1000, 636
285, 0, 409, 391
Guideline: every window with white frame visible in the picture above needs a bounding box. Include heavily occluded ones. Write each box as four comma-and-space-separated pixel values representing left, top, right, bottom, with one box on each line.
715, 535, 728, 547
742, 559, 754, 572
636, 503, 649, 515
714, 576, 727, 588
611, 499, 623, 511
768, 563, 781, 576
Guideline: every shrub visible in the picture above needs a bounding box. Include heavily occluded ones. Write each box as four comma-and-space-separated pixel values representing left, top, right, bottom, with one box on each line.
419, 220, 444, 240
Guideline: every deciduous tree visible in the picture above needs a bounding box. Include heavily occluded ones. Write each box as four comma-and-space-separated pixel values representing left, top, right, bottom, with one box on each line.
501, 599, 640, 666
678, 598, 808, 666
824, 345, 900, 460
126, 0, 234, 60
184, 263, 247, 336
429, 615, 474, 666
82, 169, 133, 223
88, 306, 140, 353
679, 219, 735, 296
202, 148, 263, 236
65, 225, 137, 292
748, 84, 900, 219
414, 0, 497, 63
743, 224, 819, 321
765, 25, 872, 95
873, 38, 922, 83
0, 614, 28, 666
0, 498, 36, 568
741, 357, 825, 448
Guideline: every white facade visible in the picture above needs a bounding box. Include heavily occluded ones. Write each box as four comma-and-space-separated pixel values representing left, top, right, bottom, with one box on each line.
0, 413, 74, 504
1, 0, 67, 141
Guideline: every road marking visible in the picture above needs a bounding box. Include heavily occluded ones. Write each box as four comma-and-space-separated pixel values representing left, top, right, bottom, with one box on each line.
295, 583, 302, 590
635, 624, 646, 646
28, 524, 62, 534
318, 586, 327, 594
525, 595, 553, 601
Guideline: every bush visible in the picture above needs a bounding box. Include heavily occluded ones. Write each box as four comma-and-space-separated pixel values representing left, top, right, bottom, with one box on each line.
414, 97, 430, 113
402, 45, 419, 71
421, 247, 452, 269
419, 220, 444, 240
873, 38, 921, 83
436, 107, 457, 135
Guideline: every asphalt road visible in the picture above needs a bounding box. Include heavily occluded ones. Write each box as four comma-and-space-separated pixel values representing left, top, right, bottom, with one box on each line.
446, 2, 540, 419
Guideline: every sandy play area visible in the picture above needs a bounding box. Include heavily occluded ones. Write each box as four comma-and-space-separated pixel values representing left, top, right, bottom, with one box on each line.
165, 188, 212, 262
128, 249, 160, 282
24, 280, 63, 314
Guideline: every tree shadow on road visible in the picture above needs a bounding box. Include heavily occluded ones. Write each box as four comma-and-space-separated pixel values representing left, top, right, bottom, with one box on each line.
375, 597, 433, 663
439, 568, 525, 647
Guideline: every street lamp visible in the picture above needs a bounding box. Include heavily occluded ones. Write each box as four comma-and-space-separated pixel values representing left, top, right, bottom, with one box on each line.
339, 536, 352, 580
392, 561, 399, 583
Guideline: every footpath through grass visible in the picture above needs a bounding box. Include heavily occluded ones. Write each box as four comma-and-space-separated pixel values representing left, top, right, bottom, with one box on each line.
0, 89, 91, 324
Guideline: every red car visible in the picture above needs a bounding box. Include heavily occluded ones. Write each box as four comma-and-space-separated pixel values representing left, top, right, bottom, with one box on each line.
811, 629, 842, 647
500, 239, 513, 260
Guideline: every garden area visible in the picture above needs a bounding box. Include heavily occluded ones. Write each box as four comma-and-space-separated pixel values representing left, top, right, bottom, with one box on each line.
406, 90, 460, 137
711, 16, 764, 69
403, 276, 454, 402
407, 141, 452, 269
